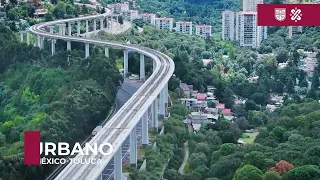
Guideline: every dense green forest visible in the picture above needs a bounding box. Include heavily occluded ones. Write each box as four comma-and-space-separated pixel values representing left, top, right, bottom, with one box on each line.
0, 24, 122, 179
136, 0, 240, 33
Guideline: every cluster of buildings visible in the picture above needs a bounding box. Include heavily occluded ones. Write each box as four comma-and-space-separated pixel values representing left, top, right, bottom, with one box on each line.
109, 2, 212, 38
179, 82, 237, 131
222, 0, 308, 48
222, 0, 267, 48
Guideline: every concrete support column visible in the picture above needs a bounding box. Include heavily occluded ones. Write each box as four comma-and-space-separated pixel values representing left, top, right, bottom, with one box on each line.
58, 25, 63, 35
152, 98, 158, 132
142, 112, 149, 147
100, 18, 104, 30
20, 32, 24, 42
37, 35, 41, 48
34, 35, 37, 47
140, 54, 145, 81
85, 43, 90, 58
106, 16, 108, 29
68, 22, 72, 36
159, 88, 166, 120
124, 49, 129, 77
85, 20, 89, 34
67, 41, 71, 51
48, 26, 54, 34
114, 147, 123, 180
51, 39, 55, 55
130, 126, 137, 168
62, 24, 66, 35
110, 16, 113, 29
165, 83, 168, 105
77, 21, 81, 35
104, 47, 109, 57
93, 19, 96, 34
26, 32, 30, 45
40, 37, 44, 49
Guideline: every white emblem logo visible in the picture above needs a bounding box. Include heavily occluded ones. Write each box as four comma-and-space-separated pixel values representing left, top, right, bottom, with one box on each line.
290, 7, 302, 22
275, 8, 286, 21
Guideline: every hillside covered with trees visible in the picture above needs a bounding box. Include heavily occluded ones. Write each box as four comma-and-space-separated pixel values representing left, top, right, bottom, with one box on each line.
0, 24, 122, 179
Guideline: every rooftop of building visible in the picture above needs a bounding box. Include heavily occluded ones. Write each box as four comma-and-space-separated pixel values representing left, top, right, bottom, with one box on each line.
216, 103, 225, 109
110, 2, 129, 6
140, 13, 156, 16
176, 21, 192, 24
180, 83, 189, 91
223, 10, 235, 13
155, 17, 174, 20
222, 108, 231, 115
122, 9, 139, 13
196, 24, 212, 28
240, 11, 257, 15
196, 93, 207, 100
180, 98, 197, 101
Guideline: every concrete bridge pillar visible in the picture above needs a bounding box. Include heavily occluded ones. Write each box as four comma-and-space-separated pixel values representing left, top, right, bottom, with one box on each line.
142, 112, 149, 147
77, 21, 81, 35
93, 19, 96, 34
104, 47, 109, 57
109, 16, 113, 29
159, 88, 166, 119
100, 17, 104, 30
124, 49, 129, 77
37, 34, 41, 48
34, 35, 37, 47
26, 31, 30, 45
62, 24, 66, 35
58, 24, 63, 35
165, 83, 168, 105
68, 22, 72, 36
130, 126, 137, 168
51, 39, 55, 55
114, 147, 123, 180
48, 26, 54, 34
140, 54, 145, 81
85, 20, 89, 35
41, 37, 45, 49
19, 31, 24, 42
67, 41, 71, 51
152, 98, 158, 132
106, 16, 109, 29
85, 43, 90, 58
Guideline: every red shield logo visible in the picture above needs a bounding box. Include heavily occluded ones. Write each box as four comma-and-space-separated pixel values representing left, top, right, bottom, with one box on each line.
275, 8, 286, 21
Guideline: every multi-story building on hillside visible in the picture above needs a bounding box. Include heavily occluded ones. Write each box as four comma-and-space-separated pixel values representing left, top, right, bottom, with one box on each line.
121, 10, 139, 22
243, 0, 263, 11
237, 11, 267, 48
109, 2, 129, 14
222, 10, 235, 41
175, 21, 193, 35
288, 26, 303, 38
155, 17, 174, 31
195, 25, 212, 38
140, 13, 156, 25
